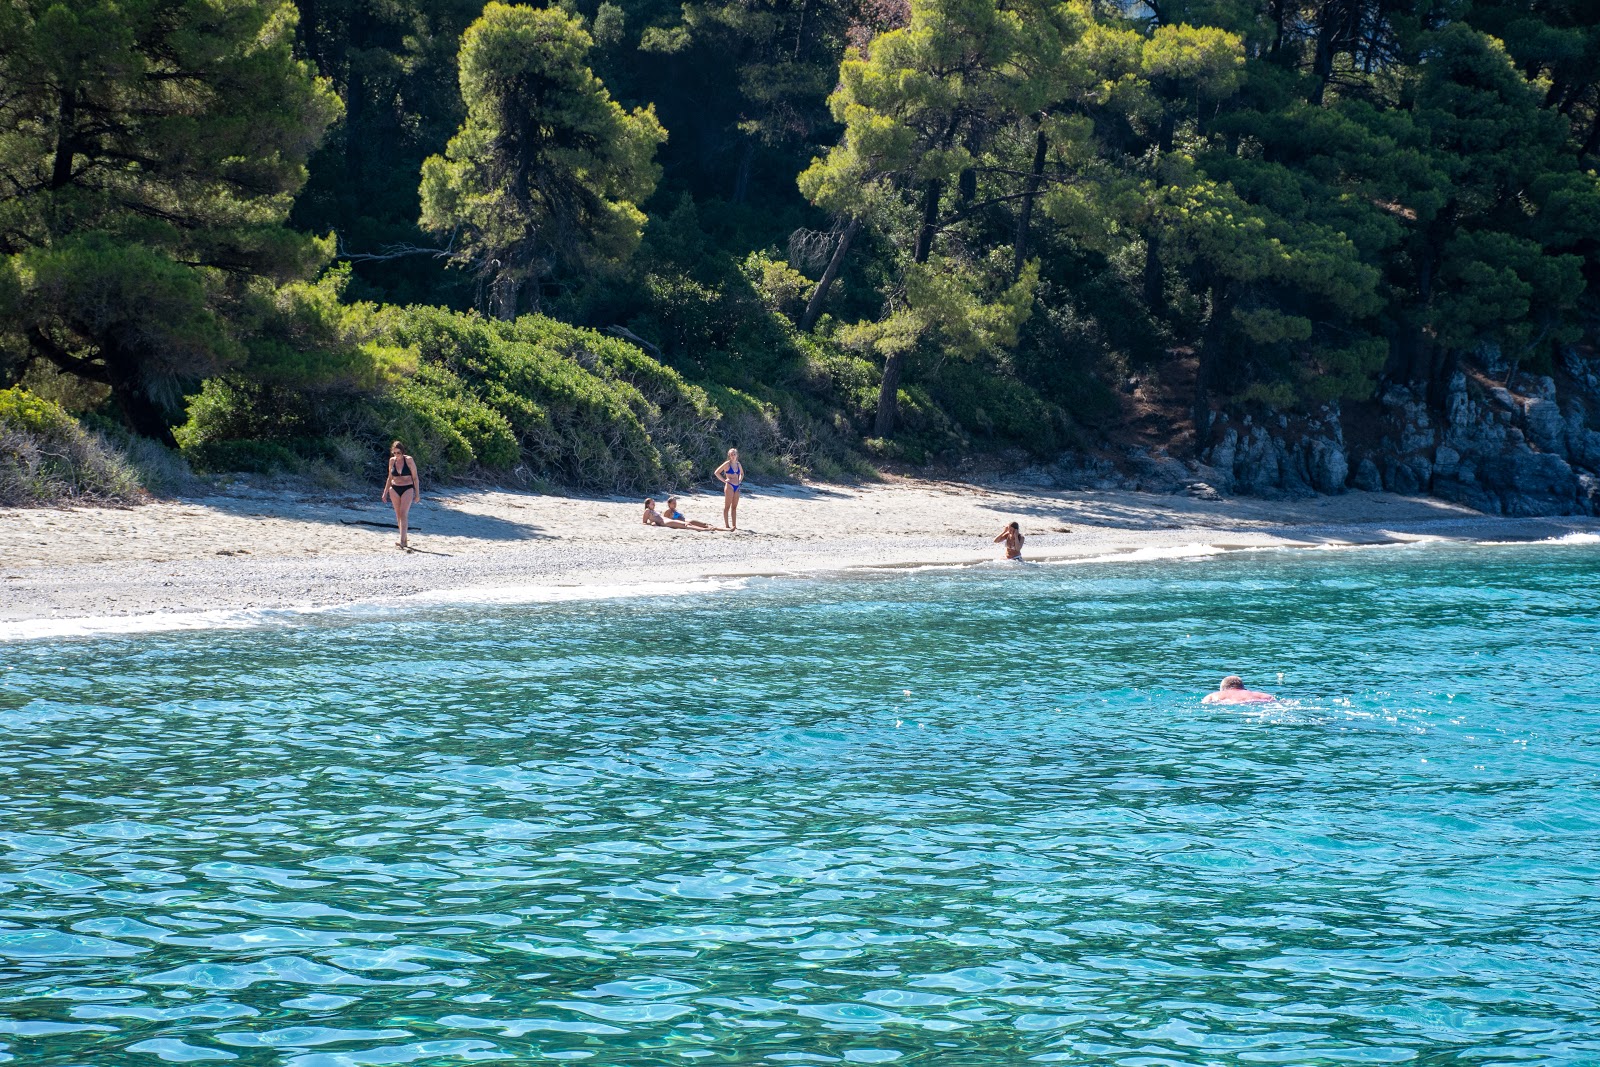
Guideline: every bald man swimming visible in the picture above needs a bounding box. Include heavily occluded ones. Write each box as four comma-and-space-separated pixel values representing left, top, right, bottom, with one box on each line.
1202, 675, 1276, 704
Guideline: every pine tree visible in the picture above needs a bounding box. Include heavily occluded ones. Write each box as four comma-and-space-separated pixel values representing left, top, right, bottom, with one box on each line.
419, 3, 667, 320
0, 0, 340, 442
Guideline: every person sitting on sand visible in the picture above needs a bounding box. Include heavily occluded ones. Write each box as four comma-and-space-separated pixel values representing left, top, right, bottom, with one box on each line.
994, 522, 1024, 560
1202, 675, 1276, 704
663, 496, 718, 531
642, 498, 717, 531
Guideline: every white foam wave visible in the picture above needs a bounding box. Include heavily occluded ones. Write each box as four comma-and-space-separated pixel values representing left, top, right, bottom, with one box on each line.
2, 606, 320, 642
398, 576, 747, 606
1, 577, 750, 643
1046, 542, 1230, 566
1475, 530, 1600, 547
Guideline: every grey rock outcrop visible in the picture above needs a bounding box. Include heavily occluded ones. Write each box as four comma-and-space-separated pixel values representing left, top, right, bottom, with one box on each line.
1193, 350, 1600, 516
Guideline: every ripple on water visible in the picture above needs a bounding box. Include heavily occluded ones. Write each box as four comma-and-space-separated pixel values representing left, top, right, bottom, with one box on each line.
0, 543, 1597, 1064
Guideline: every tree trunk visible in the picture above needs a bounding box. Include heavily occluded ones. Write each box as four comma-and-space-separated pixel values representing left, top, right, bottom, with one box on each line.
732, 139, 756, 203
1267, 0, 1288, 60
873, 180, 944, 439
51, 89, 77, 189
1582, 108, 1600, 159
1192, 286, 1234, 452
873, 350, 906, 439
112, 379, 180, 448
912, 179, 941, 265
1310, 0, 1339, 105
493, 275, 519, 321
1427, 346, 1457, 410
1012, 127, 1047, 281
799, 217, 860, 332
1142, 231, 1165, 314
1142, 111, 1175, 315
344, 6, 371, 188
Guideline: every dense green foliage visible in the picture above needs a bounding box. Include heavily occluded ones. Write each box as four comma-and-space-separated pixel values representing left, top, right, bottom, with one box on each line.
0, 0, 341, 443
2, 0, 1598, 487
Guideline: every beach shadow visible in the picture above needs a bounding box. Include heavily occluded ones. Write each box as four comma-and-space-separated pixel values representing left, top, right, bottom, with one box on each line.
752, 482, 857, 500
974, 488, 1584, 546
194, 488, 553, 542
975, 495, 1230, 530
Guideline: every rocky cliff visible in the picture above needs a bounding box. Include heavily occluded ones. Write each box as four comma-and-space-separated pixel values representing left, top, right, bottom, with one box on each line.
1031, 349, 1600, 517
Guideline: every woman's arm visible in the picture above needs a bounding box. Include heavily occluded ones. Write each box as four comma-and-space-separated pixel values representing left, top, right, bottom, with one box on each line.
713, 460, 729, 483
993, 531, 1007, 543
408, 457, 421, 499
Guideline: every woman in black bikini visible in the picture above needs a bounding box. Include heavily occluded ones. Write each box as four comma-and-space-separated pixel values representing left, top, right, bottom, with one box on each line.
382, 440, 420, 550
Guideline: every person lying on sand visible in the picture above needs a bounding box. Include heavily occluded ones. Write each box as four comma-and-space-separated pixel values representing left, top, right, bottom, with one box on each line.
642, 498, 718, 531
663, 496, 718, 531
994, 522, 1024, 560
1202, 675, 1276, 704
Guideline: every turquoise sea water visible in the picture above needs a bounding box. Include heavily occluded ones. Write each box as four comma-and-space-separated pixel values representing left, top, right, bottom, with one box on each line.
2, 540, 1599, 1066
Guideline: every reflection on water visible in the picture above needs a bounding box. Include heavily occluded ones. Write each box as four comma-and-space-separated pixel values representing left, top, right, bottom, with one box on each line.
1, 542, 1598, 1065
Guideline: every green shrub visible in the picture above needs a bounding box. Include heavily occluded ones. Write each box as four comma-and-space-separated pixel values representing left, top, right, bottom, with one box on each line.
0, 387, 143, 505
183, 438, 303, 475
365, 307, 729, 488
930, 363, 1071, 456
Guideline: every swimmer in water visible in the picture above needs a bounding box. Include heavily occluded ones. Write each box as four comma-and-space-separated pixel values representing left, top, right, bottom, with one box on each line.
994, 522, 1024, 560
1201, 675, 1276, 704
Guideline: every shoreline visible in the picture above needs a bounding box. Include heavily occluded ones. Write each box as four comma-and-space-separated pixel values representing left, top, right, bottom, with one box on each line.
4, 478, 1596, 640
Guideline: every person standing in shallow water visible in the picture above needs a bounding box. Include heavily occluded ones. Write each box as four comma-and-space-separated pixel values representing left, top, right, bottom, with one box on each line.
714, 447, 744, 530
382, 440, 420, 550
994, 522, 1024, 560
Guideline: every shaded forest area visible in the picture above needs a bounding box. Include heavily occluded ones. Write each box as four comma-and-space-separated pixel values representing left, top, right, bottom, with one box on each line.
2, 0, 1599, 499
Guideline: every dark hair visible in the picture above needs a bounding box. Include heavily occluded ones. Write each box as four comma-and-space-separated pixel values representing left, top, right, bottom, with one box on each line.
1008, 522, 1020, 532
390, 440, 404, 452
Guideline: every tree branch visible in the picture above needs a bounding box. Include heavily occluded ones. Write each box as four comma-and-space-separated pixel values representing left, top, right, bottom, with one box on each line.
606, 325, 665, 359
27, 326, 108, 382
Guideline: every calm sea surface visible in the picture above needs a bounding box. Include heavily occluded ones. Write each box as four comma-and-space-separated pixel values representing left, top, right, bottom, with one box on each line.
2, 541, 1598, 1066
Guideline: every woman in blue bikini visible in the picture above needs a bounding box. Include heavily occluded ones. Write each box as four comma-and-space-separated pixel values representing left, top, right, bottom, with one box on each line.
714, 447, 744, 530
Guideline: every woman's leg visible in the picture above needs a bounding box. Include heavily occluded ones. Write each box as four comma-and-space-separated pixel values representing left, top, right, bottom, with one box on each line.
729, 489, 739, 531
395, 490, 414, 548
723, 486, 734, 528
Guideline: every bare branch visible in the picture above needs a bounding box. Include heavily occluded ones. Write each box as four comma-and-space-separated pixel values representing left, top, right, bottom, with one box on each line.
336, 230, 458, 263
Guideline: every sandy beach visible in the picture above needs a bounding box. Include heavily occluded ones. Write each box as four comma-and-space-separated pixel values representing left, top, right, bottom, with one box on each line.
3, 477, 1596, 635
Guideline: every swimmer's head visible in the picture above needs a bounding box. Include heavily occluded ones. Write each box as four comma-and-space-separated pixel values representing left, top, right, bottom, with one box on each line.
666, 496, 678, 507
1220, 675, 1244, 690
1008, 522, 1020, 532
644, 497, 656, 508
728, 448, 739, 459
